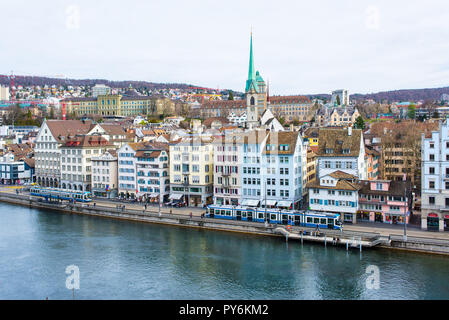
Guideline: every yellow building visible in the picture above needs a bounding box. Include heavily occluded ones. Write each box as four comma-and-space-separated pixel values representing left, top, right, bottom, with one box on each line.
62, 87, 176, 117
169, 136, 214, 207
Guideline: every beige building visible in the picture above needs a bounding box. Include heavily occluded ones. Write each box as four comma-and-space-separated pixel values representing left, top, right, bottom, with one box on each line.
0, 86, 10, 100
91, 150, 118, 198
316, 106, 360, 127
169, 136, 214, 207
60, 135, 115, 192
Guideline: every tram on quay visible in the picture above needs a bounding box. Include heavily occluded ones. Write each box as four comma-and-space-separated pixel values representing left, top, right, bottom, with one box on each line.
206, 205, 342, 230
30, 187, 92, 203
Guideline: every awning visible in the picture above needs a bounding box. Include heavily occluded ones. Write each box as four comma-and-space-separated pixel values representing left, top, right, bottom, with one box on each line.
277, 200, 292, 208
149, 194, 159, 198
262, 200, 277, 207
169, 193, 183, 200
248, 199, 260, 207
241, 199, 260, 207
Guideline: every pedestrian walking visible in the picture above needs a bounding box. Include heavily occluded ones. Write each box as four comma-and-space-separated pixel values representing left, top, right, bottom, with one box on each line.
190, 212, 193, 219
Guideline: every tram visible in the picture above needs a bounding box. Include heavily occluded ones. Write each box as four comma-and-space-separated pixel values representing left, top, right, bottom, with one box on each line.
206, 205, 342, 230
30, 187, 92, 203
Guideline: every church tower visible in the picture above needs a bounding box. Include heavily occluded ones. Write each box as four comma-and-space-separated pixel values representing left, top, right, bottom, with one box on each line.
245, 33, 267, 129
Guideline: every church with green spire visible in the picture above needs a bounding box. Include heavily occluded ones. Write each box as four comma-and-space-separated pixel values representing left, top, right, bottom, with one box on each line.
245, 33, 267, 129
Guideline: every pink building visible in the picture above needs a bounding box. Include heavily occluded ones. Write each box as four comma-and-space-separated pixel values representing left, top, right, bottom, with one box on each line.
357, 180, 412, 224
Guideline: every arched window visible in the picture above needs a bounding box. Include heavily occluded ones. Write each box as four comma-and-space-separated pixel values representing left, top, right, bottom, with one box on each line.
250, 96, 255, 105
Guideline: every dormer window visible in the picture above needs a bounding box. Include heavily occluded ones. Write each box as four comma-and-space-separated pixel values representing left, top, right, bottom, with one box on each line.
279, 144, 289, 151
342, 148, 350, 154
325, 148, 333, 154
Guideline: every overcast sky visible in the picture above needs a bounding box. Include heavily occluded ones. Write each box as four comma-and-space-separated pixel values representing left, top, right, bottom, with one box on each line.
1, 0, 449, 95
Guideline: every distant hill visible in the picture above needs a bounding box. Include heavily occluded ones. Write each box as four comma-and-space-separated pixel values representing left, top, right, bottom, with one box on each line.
351, 87, 449, 102
305, 86, 449, 103
0, 75, 195, 90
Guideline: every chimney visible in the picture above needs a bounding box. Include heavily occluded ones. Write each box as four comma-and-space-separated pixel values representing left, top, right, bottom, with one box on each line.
348, 126, 352, 136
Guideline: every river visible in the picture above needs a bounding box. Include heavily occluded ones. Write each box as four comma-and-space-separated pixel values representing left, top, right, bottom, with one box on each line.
0, 202, 448, 300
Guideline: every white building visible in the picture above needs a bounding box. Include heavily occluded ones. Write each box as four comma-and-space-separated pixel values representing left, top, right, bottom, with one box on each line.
308, 171, 360, 223
92, 84, 111, 97
135, 143, 170, 203
117, 142, 139, 198
35, 120, 93, 188
261, 131, 307, 209
240, 130, 269, 207
91, 150, 118, 198
227, 112, 247, 126
331, 89, 350, 106
0, 153, 34, 185
421, 118, 449, 231
315, 127, 366, 180
60, 135, 114, 192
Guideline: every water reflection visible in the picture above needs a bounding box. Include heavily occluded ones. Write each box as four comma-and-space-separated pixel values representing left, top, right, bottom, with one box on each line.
1, 203, 449, 299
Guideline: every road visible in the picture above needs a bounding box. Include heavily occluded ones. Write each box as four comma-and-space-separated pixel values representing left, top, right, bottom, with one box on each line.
3, 185, 449, 240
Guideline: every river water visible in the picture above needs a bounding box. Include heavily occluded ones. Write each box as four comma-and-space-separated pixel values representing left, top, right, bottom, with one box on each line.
0, 202, 448, 300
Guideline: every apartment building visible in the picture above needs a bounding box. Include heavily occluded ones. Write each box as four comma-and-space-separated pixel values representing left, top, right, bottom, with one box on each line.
213, 134, 242, 206
241, 131, 269, 207
0, 86, 9, 100
315, 127, 366, 180
169, 137, 214, 207
365, 147, 380, 180
35, 120, 93, 188
358, 179, 411, 225
0, 153, 34, 185
308, 171, 360, 223
117, 142, 140, 198
92, 84, 111, 97
262, 131, 306, 210
315, 106, 360, 127
370, 121, 438, 192
91, 150, 118, 198
421, 119, 449, 231
60, 135, 113, 192
135, 142, 170, 203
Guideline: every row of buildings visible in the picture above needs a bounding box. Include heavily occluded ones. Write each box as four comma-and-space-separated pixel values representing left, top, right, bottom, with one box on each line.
30, 118, 412, 228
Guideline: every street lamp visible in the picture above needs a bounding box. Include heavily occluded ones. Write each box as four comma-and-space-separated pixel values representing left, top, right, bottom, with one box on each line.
403, 181, 408, 242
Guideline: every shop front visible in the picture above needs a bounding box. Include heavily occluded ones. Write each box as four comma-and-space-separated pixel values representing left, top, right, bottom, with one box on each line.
445, 215, 449, 232
343, 213, 354, 224
356, 210, 370, 222
385, 213, 406, 225
427, 213, 440, 231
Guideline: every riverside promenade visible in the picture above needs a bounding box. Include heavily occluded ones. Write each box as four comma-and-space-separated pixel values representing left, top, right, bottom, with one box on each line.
2, 186, 449, 255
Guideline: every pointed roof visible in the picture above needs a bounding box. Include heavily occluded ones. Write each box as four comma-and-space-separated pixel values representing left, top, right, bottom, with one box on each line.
245, 33, 258, 93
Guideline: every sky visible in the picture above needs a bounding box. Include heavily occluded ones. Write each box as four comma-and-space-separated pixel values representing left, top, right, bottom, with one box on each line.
1, 0, 449, 95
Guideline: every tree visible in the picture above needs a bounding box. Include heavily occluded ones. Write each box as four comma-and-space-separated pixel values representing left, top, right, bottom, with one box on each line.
354, 116, 365, 129
336, 95, 341, 106
228, 91, 234, 100
49, 106, 55, 119
407, 105, 416, 119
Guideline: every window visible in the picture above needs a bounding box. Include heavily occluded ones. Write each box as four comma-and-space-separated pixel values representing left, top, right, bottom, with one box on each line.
430, 154, 435, 161
429, 167, 435, 174
429, 181, 435, 189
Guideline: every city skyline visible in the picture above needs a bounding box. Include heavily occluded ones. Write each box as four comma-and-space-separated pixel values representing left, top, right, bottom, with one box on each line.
1, 0, 449, 95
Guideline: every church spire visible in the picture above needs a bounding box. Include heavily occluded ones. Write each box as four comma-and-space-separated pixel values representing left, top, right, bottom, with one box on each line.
248, 32, 255, 82
245, 32, 258, 93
